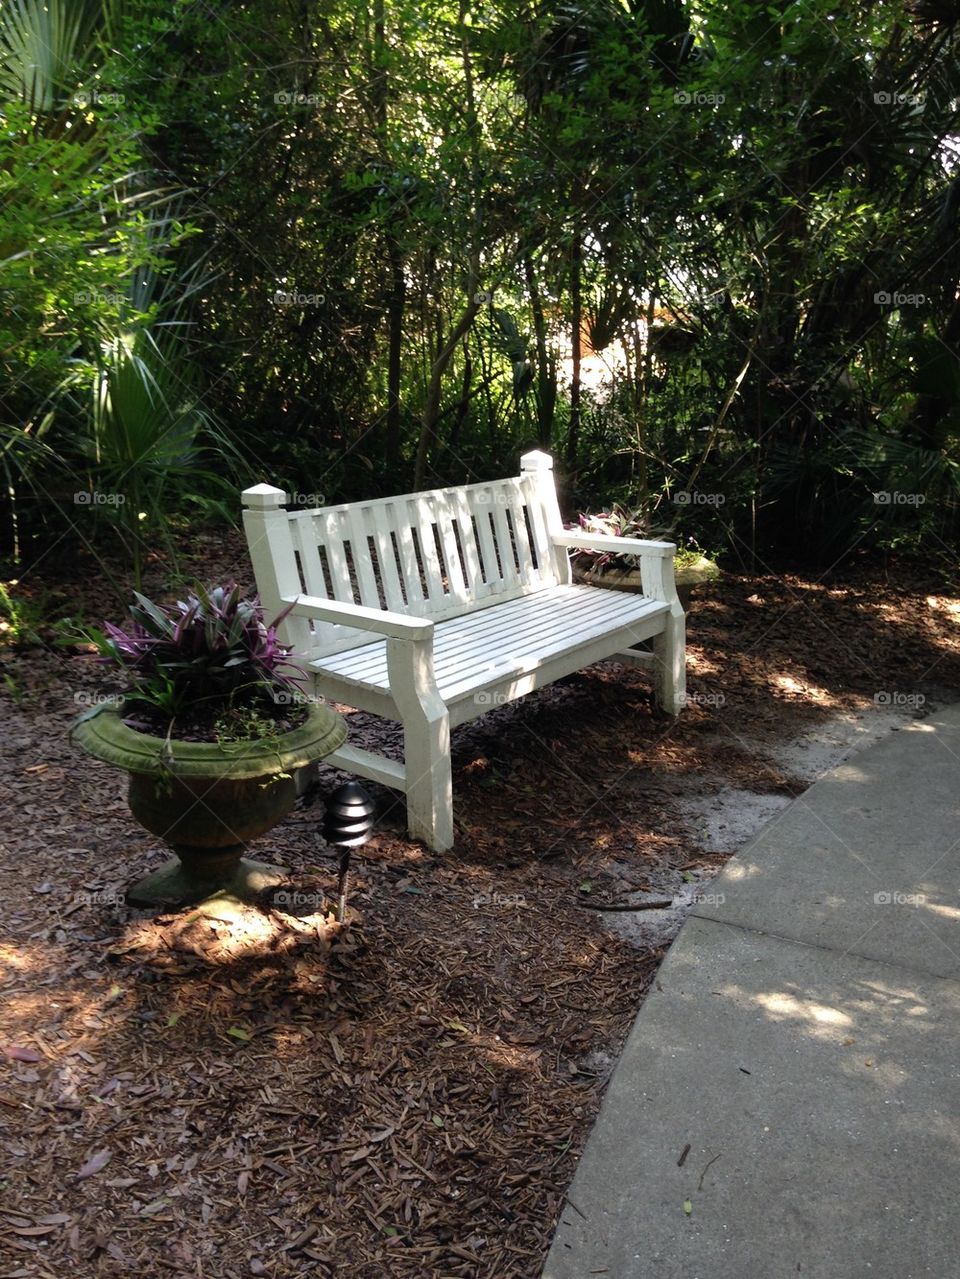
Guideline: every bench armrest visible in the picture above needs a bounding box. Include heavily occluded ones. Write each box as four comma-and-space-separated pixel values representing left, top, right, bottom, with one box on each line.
281, 594, 434, 641
552, 531, 676, 556
552, 532, 681, 606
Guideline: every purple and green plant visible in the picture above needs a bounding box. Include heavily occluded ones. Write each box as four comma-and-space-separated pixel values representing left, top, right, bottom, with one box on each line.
567, 506, 650, 573
568, 509, 715, 574
85, 582, 303, 722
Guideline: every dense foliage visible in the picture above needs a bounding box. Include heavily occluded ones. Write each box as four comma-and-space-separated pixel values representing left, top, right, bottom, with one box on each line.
3, 0, 960, 582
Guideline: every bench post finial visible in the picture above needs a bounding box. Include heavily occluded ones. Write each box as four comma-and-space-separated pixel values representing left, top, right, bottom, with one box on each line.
242, 483, 288, 510
520, 450, 553, 473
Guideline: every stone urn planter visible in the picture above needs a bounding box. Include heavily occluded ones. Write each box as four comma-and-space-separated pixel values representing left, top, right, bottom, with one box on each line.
72, 699, 346, 907
572, 553, 720, 611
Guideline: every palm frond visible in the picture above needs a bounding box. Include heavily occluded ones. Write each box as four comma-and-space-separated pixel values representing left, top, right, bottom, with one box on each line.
0, 0, 103, 110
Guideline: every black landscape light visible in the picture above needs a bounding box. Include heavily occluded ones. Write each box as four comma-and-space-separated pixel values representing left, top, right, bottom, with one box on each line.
322, 781, 375, 922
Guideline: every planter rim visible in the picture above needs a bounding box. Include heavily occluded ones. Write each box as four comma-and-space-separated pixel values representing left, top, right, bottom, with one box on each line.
70, 698, 347, 779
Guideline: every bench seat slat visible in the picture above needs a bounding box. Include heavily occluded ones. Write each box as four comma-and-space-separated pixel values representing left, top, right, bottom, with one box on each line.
320, 580, 646, 677
309, 584, 667, 703
433, 587, 650, 669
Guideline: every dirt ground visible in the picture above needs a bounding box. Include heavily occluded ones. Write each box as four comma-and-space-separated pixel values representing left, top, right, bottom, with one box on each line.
1, 540, 958, 1278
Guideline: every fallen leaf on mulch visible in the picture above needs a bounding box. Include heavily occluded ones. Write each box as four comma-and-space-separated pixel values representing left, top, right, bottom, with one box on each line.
76, 1148, 112, 1181
2, 1045, 41, 1062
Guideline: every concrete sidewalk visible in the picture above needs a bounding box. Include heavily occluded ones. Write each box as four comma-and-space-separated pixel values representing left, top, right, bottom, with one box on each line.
544, 706, 960, 1279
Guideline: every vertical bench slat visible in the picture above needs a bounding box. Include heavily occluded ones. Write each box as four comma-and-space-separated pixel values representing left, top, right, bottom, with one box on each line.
450, 487, 488, 598
370, 502, 408, 612
289, 515, 334, 651
465, 486, 504, 587
489, 488, 520, 588
519, 472, 556, 582
409, 494, 447, 603
432, 491, 469, 605
346, 505, 382, 608
394, 517, 426, 608
316, 509, 354, 603
290, 515, 326, 598
502, 477, 537, 588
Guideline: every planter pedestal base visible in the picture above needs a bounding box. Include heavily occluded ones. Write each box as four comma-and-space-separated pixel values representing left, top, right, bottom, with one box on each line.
126, 854, 287, 908
71, 700, 348, 913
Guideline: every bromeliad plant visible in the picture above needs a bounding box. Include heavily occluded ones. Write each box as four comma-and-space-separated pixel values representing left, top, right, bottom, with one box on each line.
568, 508, 717, 575
86, 582, 303, 732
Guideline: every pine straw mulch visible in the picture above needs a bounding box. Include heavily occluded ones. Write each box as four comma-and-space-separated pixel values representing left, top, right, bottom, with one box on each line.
1, 544, 959, 1278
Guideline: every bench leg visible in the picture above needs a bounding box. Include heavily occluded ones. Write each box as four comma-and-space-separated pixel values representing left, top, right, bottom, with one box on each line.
386, 636, 454, 852
403, 706, 453, 852
653, 604, 686, 714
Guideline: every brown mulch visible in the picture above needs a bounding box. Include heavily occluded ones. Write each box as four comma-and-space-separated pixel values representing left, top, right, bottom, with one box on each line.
1, 541, 959, 1278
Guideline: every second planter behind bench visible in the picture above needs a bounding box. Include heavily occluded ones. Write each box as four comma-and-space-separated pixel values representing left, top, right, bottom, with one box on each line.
573, 553, 720, 611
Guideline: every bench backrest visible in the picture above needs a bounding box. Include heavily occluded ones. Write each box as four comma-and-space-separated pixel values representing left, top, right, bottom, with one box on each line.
243, 451, 570, 658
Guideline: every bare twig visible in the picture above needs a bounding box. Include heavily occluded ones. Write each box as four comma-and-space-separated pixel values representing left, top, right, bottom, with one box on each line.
698, 1153, 722, 1191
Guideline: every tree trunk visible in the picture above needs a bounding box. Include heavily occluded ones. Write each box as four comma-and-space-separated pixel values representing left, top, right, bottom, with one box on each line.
523, 253, 555, 447
448, 340, 472, 454
566, 229, 582, 467
385, 243, 405, 464
372, 0, 405, 466
412, 0, 482, 488
635, 290, 657, 519
413, 293, 481, 488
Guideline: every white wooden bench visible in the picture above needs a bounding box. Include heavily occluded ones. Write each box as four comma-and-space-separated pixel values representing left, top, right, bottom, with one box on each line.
242, 451, 685, 852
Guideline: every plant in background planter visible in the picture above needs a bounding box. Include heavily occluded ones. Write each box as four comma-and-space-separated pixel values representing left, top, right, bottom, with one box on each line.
71, 583, 346, 907
567, 507, 720, 610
